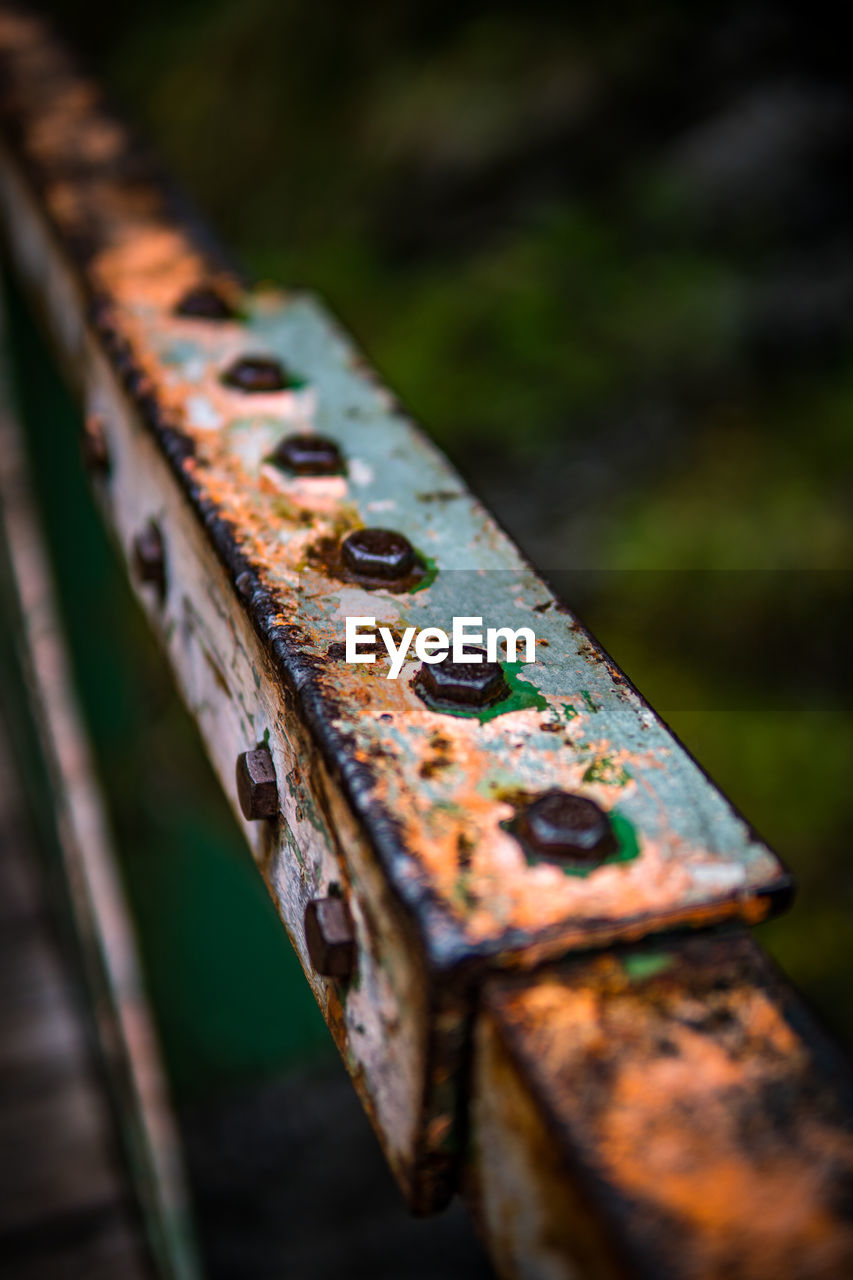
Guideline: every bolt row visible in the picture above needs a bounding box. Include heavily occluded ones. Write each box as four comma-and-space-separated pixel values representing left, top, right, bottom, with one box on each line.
236, 742, 616, 984
127, 516, 517, 713
113, 286, 618, 986
172, 282, 525, 706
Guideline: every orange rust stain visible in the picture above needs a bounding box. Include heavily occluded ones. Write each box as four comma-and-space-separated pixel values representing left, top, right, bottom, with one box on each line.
490, 954, 853, 1276
0, 6, 785, 956
97, 230, 210, 305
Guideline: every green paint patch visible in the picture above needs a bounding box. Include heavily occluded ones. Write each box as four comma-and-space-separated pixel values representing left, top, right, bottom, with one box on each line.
581, 689, 600, 713
407, 555, 439, 593
480, 662, 548, 722
285, 771, 326, 834
271, 495, 314, 524
236, 692, 256, 736
562, 703, 579, 721
542, 811, 640, 878
582, 754, 631, 787
611, 812, 640, 861
622, 951, 673, 982
421, 661, 547, 722
452, 871, 477, 911
284, 825, 305, 870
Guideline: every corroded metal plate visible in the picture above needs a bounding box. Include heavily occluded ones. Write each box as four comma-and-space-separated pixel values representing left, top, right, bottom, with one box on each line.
115, 287, 791, 968
0, 7, 794, 1213
0, 10, 791, 976
473, 933, 853, 1280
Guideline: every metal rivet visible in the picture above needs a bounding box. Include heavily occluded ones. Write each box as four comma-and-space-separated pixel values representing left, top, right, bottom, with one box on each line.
271, 433, 343, 476
221, 355, 290, 393
133, 520, 166, 601
517, 790, 616, 864
341, 528, 415, 582
304, 897, 356, 980
81, 413, 110, 475
174, 284, 235, 320
235, 747, 278, 820
415, 648, 509, 711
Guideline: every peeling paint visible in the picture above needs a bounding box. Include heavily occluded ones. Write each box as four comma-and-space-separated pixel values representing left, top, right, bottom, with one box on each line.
0, 9, 803, 1227
475, 934, 853, 1280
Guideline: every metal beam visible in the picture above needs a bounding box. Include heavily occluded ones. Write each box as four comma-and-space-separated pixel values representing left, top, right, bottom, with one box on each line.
468, 930, 853, 1279
1, 8, 851, 1276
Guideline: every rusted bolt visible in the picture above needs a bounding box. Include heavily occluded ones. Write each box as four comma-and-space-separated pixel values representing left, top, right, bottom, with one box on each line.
271, 432, 343, 476
341, 528, 415, 582
416, 649, 509, 711
235, 747, 278, 820
221, 355, 290, 393
517, 790, 616, 864
174, 284, 235, 320
304, 897, 356, 980
133, 520, 166, 601
81, 413, 110, 475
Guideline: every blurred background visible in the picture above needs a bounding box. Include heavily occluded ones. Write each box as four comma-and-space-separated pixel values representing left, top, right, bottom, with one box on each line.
1, 1, 852, 1276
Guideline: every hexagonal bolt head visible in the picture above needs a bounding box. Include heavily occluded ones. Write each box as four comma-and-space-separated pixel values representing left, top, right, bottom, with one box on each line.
221, 355, 291, 393
271, 433, 344, 476
81, 414, 110, 475
304, 897, 356, 980
416, 648, 509, 711
518, 790, 616, 865
341, 528, 415, 582
174, 284, 236, 320
132, 520, 166, 601
235, 747, 278, 820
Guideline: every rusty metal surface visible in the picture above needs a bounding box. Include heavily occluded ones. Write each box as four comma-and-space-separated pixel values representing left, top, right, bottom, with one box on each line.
10, 16, 853, 1276
0, 8, 792, 980
0, 5, 462, 1205
471, 932, 853, 1280
0, 5, 807, 1220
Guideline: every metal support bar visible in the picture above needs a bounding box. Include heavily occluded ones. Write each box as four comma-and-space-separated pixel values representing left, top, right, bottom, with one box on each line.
0, 271, 198, 1279
467, 932, 853, 1279
0, 8, 851, 1276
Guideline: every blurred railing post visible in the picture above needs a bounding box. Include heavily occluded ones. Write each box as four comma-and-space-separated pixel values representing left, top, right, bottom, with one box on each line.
0, 281, 199, 1280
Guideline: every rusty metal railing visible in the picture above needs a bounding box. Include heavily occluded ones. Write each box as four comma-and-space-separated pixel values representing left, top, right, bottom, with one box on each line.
0, 288, 198, 1279
1, 7, 852, 1277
